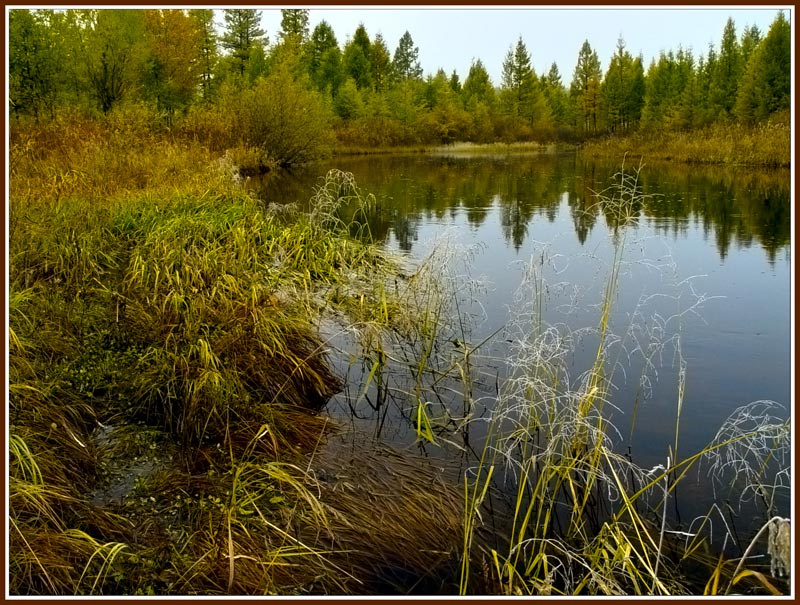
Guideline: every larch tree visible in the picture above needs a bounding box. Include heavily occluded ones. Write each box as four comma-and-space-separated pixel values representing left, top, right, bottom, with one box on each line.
142, 9, 204, 113
709, 17, 742, 120
461, 58, 495, 110
343, 24, 373, 90
735, 11, 790, 124
189, 9, 218, 101
570, 40, 602, 133
369, 33, 393, 92
542, 62, 569, 130
602, 38, 644, 133
500, 36, 548, 128
739, 24, 762, 67
306, 20, 341, 94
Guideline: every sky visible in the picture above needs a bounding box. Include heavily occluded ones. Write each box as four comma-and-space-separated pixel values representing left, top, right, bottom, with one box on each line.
253, 6, 789, 84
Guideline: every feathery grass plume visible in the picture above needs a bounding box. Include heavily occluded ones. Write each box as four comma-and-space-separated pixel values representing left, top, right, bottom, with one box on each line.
457, 160, 789, 596
700, 400, 790, 514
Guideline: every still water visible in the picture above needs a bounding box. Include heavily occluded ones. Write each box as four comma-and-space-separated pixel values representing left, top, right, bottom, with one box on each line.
252, 152, 791, 542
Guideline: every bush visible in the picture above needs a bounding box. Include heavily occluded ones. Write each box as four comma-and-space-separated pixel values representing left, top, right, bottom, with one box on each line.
217, 67, 334, 167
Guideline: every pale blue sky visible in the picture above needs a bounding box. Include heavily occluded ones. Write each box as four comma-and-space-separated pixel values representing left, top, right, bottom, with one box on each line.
250, 6, 789, 84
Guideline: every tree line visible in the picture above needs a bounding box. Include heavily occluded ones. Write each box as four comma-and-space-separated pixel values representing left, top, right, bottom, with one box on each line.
9, 8, 791, 152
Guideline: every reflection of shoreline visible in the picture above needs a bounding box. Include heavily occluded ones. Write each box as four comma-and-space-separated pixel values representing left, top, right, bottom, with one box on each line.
258, 154, 790, 262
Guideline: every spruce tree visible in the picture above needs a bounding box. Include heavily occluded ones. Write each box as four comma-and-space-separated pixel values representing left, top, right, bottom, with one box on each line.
221, 9, 266, 77
189, 9, 218, 100
709, 17, 741, 119
392, 31, 423, 80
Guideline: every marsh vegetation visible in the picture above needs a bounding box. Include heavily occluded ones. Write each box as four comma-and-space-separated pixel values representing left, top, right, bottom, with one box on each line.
8, 109, 790, 594
7, 6, 791, 597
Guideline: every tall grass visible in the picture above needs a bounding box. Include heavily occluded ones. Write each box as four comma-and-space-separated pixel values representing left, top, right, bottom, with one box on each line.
457, 163, 791, 595
581, 114, 791, 168
7, 109, 418, 594
8, 110, 789, 594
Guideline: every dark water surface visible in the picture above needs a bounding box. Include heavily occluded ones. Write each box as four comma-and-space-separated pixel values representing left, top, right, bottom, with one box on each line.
251, 152, 791, 544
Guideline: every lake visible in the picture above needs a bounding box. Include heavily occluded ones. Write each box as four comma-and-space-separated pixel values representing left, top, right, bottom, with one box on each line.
249, 151, 791, 551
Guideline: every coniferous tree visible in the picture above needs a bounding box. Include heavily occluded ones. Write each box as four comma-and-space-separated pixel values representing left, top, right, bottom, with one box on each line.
279, 9, 309, 42
735, 11, 790, 124
755, 11, 790, 117
602, 38, 643, 133
570, 40, 602, 133
392, 31, 423, 81
739, 24, 762, 66
334, 77, 363, 119
306, 20, 340, 94
542, 62, 569, 131
369, 33, 393, 92
709, 17, 741, 120
461, 59, 495, 110
692, 44, 717, 127
343, 24, 373, 90
641, 49, 693, 131
189, 9, 218, 101
221, 9, 266, 77
500, 36, 548, 129
318, 46, 344, 97
448, 70, 461, 95
500, 37, 534, 115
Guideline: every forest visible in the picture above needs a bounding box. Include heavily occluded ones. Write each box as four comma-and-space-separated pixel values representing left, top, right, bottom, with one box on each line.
8, 8, 791, 164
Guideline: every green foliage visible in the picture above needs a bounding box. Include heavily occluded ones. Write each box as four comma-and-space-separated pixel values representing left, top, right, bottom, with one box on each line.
189, 9, 219, 100
392, 30, 423, 81
461, 59, 496, 112
221, 9, 267, 78
570, 40, 603, 133
306, 20, 342, 95
279, 8, 309, 42
141, 10, 204, 114
334, 78, 364, 120
9, 9, 61, 118
602, 39, 645, 133
735, 11, 790, 124
709, 18, 742, 120
219, 68, 334, 167
80, 9, 149, 113
6, 9, 791, 153
542, 63, 570, 130
369, 33, 394, 92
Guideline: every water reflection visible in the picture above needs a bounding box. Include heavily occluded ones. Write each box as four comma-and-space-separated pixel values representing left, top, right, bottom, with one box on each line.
249, 154, 790, 264
249, 153, 790, 551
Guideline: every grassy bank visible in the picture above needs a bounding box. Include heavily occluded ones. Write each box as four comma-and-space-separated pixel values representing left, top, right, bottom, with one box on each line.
8, 112, 473, 595
331, 141, 574, 159
580, 114, 790, 168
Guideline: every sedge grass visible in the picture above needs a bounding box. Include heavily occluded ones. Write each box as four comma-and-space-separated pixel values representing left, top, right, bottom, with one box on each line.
8, 109, 419, 594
